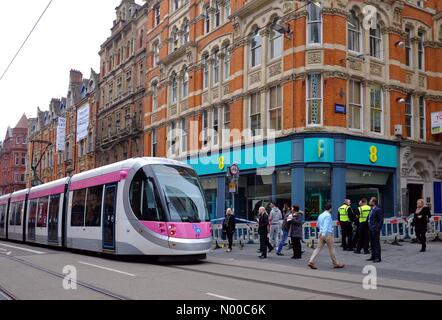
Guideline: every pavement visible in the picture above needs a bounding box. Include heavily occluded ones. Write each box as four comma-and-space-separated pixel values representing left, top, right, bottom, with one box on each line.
0, 239, 441, 300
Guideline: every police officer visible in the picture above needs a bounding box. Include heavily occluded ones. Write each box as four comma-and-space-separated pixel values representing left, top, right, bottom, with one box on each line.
338, 199, 354, 251
354, 198, 371, 255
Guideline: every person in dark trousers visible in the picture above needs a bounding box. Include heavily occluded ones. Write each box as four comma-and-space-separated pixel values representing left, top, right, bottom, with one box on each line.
412, 199, 431, 252
367, 197, 384, 263
355, 198, 371, 255
258, 207, 273, 259
222, 208, 236, 252
289, 206, 303, 259
338, 199, 355, 251
352, 200, 361, 250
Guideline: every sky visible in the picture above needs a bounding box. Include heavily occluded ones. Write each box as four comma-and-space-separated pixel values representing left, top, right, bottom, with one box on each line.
0, 0, 144, 139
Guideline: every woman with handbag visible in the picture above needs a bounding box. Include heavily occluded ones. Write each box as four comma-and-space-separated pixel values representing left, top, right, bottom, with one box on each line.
412, 199, 431, 252
223, 208, 236, 252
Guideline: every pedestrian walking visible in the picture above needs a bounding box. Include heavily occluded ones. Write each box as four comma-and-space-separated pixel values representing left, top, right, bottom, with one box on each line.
338, 199, 355, 251
354, 198, 371, 255
222, 208, 236, 252
276, 205, 294, 256
308, 203, 345, 270
412, 199, 431, 252
269, 203, 283, 248
258, 207, 273, 259
367, 197, 384, 263
289, 206, 303, 259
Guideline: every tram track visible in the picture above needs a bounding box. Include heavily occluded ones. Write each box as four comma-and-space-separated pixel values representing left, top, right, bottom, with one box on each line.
3, 256, 130, 300
205, 261, 442, 298
0, 284, 17, 300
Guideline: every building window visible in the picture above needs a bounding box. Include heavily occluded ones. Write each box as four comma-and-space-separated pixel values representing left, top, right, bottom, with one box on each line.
370, 86, 383, 133
224, 0, 231, 22
250, 92, 261, 137
182, 71, 189, 98
305, 168, 331, 221
348, 80, 362, 130
307, 73, 322, 125
213, 109, 219, 146
172, 28, 179, 51
152, 82, 158, 111
153, 42, 160, 66
214, 1, 220, 28
222, 104, 230, 145
173, 0, 179, 11
370, 24, 382, 59
181, 118, 187, 153
182, 20, 189, 45
171, 75, 177, 104
307, 2, 321, 44
223, 45, 230, 81
168, 121, 177, 156
213, 51, 220, 85
348, 11, 361, 52
202, 110, 208, 147
405, 28, 412, 67
250, 29, 262, 68
88, 133, 93, 153
154, 4, 161, 26
203, 55, 209, 89
269, 20, 283, 59
269, 85, 282, 132
16, 137, 21, 144
405, 95, 413, 138
205, 7, 210, 34
151, 129, 157, 157
419, 96, 425, 140
418, 31, 424, 70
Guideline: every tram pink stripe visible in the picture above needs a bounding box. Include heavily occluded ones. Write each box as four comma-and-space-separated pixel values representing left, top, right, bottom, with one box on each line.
10, 194, 26, 203
29, 185, 66, 200
70, 170, 129, 191
0, 198, 9, 205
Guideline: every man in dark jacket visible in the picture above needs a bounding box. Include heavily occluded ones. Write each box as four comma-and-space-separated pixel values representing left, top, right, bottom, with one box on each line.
223, 208, 236, 252
338, 199, 355, 251
367, 197, 384, 263
289, 209, 303, 259
258, 207, 273, 259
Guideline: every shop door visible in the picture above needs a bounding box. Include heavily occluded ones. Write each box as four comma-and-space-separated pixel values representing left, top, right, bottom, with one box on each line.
407, 184, 423, 215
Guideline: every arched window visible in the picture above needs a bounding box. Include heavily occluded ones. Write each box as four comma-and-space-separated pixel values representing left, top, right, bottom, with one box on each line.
370, 23, 382, 58
348, 11, 361, 52
307, 2, 321, 44
172, 28, 179, 51
418, 31, 425, 70
182, 70, 189, 98
205, 6, 210, 34
212, 50, 220, 85
250, 29, 262, 68
154, 4, 161, 26
153, 41, 160, 66
269, 19, 283, 59
224, 0, 231, 22
171, 75, 178, 103
182, 20, 189, 45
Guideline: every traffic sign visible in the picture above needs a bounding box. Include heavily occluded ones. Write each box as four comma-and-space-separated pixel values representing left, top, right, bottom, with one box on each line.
229, 164, 240, 177
229, 181, 237, 193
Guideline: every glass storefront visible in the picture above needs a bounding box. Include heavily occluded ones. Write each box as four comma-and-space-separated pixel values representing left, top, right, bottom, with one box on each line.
200, 177, 217, 221
305, 168, 331, 221
276, 169, 292, 209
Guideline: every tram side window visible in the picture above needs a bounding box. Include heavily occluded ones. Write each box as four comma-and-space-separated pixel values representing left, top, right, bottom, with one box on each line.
15, 202, 23, 226
85, 186, 103, 227
48, 194, 61, 223
0, 204, 5, 228
129, 171, 165, 222
71, 189, 86, 227
29, 199, 38, 227
9, 203, 16, 226
37, 197, 49, 228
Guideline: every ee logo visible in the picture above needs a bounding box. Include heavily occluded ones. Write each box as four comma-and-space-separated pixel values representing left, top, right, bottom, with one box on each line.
218, 156, 225, 170
369, 146, 378, 163
317, 140, 325, 159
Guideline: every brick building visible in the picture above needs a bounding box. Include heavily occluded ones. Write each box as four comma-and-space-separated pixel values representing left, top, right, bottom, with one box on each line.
95, 0, 146, 166
0, 114, 28, 195
142, 0, 442, 221
26, 69, 98, 185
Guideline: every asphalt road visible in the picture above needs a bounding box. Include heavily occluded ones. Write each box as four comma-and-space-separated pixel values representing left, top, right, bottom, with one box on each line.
0, 240, 441, 300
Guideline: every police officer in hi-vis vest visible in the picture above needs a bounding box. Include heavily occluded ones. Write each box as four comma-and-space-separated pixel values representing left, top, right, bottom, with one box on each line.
354, 198, 371, 255
338, 199, 355, 251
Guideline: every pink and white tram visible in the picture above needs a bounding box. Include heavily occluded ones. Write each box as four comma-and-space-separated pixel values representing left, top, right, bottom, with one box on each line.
0, 158, 212, 258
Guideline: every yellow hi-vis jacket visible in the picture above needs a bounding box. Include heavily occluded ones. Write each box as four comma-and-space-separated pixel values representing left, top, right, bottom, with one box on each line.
338, 204, 350, 222
358, 205, 371, 223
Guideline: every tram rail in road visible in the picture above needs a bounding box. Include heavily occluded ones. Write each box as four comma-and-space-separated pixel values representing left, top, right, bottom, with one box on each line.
0, 284, 17, 301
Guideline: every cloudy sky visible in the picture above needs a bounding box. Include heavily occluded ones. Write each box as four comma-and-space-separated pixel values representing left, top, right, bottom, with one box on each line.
0, 0, 143, 138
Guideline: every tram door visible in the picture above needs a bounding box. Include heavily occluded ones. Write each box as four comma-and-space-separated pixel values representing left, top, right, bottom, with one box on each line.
103, 184, 117, 250
48, 195, 60, 243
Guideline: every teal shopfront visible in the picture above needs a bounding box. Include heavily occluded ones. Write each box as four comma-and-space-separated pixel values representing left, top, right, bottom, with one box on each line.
186, 134, 399, 222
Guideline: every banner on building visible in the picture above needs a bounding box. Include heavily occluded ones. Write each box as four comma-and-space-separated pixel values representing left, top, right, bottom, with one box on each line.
431, 112, 442, 135
76, 104, 90, 142
56, 117, 66, 152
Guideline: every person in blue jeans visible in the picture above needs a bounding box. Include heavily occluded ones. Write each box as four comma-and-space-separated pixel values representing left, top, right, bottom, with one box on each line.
276, 205, 297, 256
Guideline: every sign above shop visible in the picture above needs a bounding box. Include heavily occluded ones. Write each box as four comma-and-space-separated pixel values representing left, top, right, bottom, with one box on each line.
431, 112, 442, 135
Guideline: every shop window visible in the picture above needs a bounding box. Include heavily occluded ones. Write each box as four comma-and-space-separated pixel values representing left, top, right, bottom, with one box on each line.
276, 170, 292, 209
200, 178, 218, 221
305, 168, 331, 221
